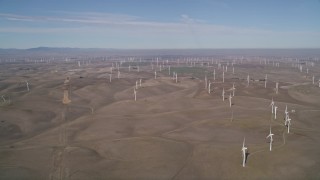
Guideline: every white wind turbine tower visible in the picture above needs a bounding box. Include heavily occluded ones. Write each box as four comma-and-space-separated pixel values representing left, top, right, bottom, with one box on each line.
287, 117, 291, 133
139, 79, 142, 87
266, 126, 274, 151
175, 73, 178, 83
154, 71, 157, 79
134, 88, 137, 101
222, 71, 225, 83
274, 106, 278, 119
1, 95, 5, 103
208, 81, 211, 94
232, 83, 235, 96
78, 61, 81, 67
229, 93, 232, 107
270, 98, 275, 114
241, 137, 247, 167
205, 75, 208, 89
135, 80, 138, 89
247, 74, 250, 87
312, 75, 315, 84
109, 74, 112, 83
222, 88, 225, 101
265, 74, 267, 88
285, 112, 289, 126
25, 81, 29, 91
285, 104, 288, 115
275, 82, 279, 94
213, 69, 216, 81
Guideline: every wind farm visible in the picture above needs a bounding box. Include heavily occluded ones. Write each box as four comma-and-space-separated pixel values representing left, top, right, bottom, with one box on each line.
0, 48, 320, 179
1, 0, 320, 179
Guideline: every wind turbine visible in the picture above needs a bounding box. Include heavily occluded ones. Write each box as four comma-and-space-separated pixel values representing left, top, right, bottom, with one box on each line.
232, 83, 235, 96
275, 82, 279, 94
208, 81, 211, 94
247, 74, 250, 87
135, 80, 138, 89
285, 112, 289, 126
265, 74, 267, 88
266, 126, 274, 151
223, 71, 225, 83
1, 95, 6, 103
312, 75, 315, 84
285, 105, 288, 115
134, 88, 137, 101
205, 75, 208, 89
25, 81, 29, 91
270, 98, 275, 114
175, 73, 178, 83
109, 74, 112, 83
222, 88, 225, 101
139, 79, 142, 87
287, 117, 292, 133
241, 137, 247, 167
154, 71, 157, 79
229, 93, 232, 107
274, 106, 278, 119
213, 69, 216, 81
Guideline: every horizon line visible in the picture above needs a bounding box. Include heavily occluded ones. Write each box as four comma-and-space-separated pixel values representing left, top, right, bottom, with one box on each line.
2, 47, 320, 50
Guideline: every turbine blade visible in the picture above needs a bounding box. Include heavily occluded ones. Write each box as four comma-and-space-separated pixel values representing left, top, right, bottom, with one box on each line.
243, 137, 245, 147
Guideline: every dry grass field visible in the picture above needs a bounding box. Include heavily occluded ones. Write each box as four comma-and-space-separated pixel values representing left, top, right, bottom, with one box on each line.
0, 57, 320, 179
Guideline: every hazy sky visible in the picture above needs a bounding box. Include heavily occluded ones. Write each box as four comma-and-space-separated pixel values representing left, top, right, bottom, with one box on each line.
0, 0, 320, 49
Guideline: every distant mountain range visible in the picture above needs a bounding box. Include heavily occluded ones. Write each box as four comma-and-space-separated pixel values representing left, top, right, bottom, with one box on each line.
0, 47, 120, 57
0, 47, 115, 52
